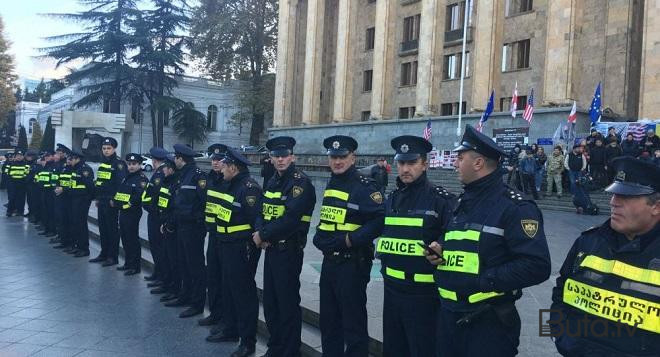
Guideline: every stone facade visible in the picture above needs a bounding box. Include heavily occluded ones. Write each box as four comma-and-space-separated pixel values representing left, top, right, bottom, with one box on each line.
274, 0, 658, 127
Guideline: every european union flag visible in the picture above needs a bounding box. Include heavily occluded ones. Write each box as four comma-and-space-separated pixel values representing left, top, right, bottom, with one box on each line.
589, 83, 602, 125
477, 90, 494, 132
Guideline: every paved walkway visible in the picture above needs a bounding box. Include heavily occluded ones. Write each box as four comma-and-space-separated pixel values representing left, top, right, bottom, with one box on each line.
0, 192, 266, 357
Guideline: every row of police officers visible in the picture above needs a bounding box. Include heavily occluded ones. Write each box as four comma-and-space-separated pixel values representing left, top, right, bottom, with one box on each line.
3, 123, 658, 357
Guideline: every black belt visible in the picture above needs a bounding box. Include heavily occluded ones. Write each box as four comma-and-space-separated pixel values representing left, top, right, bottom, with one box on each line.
323, 251, 354, 261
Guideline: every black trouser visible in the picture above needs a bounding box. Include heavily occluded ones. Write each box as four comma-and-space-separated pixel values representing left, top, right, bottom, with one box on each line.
590, 164, 606, 187
44, 189, 56, 233
522, 173, 539, 199
383, 282, 438, 357
263, 240, 304, 357
436, 305, 520, 357
319, 254, 372, 357
119, 208, 142, 269
55, 194, 72, 246
221, 239, 261, 347
206, 232, 222, 319
25, 182, 35, 216
147, 212, 167, 279
177, 221, 206, 309
164, 227, 181, 295
98, 202, 120, 260
70, 196, 91, 252
8, 181, 26, 214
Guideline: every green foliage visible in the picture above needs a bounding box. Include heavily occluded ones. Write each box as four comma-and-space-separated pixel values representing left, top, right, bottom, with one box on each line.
40, 117, 55, 152
0, 16, 17, 128
170, 102, 208, 148
29, 121, 43, 149
17, 126, 28, 150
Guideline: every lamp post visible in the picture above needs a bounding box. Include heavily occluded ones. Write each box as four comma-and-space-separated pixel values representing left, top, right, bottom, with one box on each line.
456, 0, 471, 144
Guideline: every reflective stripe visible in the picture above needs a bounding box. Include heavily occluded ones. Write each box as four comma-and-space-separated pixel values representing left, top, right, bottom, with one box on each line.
319, 205, 346, 224
205, 202, 220, 214
620, 281, 660, 298
207, 190, 234, 203
385, 267, 405, 280
438, 288, 457, 301
157, 197, 169, 208
180, 185, 196, 190
437, 250, 480, 274
318, 222, 361, 232
141, 189, 151, 203
438, 288, 504, 303
482, 225, 505, 236
217, 205, 232, 223
232, 201, 242, 208
96, 171, 111, 180
264, 191, 282, 199
205, 216, 215, 223
114, 193, 130, 202
324, 189, 349, 201
263, 203, 285, 219
216, 224, 252, 233
376, 237, 424, 256
346, 203, 360, 210
563, 278, 660, 334
384, 217, 423, 227
160, 187, 170, 194
122, 203, 131, 209
385, 267, 434, 283
581, 255, 660, 287
444, 230, 481, 242
99, 163, 112, 169
301, 215, 311, 222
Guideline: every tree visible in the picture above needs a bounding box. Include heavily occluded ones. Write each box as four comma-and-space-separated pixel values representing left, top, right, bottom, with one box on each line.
17, 126, 28, 150
170, 102, 208, 148
40, 116, 55, 152
131, 0, 190, 147
189, 0, 277, 144
41, 0, 140, 113
0, 16, 17, 128
29, 121, 43, 149
14, 87, 22, 102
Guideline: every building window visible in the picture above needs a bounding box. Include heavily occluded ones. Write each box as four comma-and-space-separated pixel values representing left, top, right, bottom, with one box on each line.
365, 27, 375, 51
363, 70, 373, 92
443, 51, 470, 79
506, 0, 533, 16
207, 105, 218, 131
499, 95, 527, 112
446, 2, 470, 31
163, 109, 170, 127
441, 102, 467, 116
28, 118, 36, 134
502, 39, 530, 72
399, 106, 416, 119
131, 99, 143, 124
400, 61, 418, 86
361, 111, 371, 121
102, 98, 111, 113
403, 15, 421, 43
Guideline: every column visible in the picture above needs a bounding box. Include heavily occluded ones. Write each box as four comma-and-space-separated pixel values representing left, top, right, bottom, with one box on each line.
639, 0, 660, 119
543, 0, 579, 105
273, 0, 299, 127
301, 0, 325, 125
370, 0, 397, 120
416, 0, 446, 116
332, 0, 357, 122
470, 0, 504, 110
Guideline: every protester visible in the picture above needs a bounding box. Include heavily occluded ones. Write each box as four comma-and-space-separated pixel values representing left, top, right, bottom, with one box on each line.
520, 148, 539, 199
640, 128, 659, 155
546, 146, 564, 198
564, 144, 587, 194
621, 133, 640, 157
369, 157, 388, 192
585, 128, 604, 151
654, 149, 660, 167
534, 146, 547, 192
605, 126, 620, 144
604, 137, 623, 184
588, 138, 607, 188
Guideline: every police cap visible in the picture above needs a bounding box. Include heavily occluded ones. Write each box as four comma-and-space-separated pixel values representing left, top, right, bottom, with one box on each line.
605, 156, 660, 196
323, 135, 358, 156
125, 153, 144, 163
102, 137, 118, 148
56, 144, 70, 154
266, 136, 296, 157
453, 125, 506, 160
149, 147, 169, 161
391, 135, 432, 161
163, 154, 176, 169
14, 149, 25, 156
173, 143, 197, 158
208, 144, 228, 161
222, 147, 251, 167
25, 149, 38, 157
68, 149, 84, 159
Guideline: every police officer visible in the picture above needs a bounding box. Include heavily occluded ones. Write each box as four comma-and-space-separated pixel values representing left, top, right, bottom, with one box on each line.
141, 147, 169, 288
24, 149, 39, 221
59, 152, 78, 254
163, 144, 207, 319
7, 149, 29, 217
35, 152, 53, 234
425, 125, 551, 356
112, 153, 149, 276
157, 155, 181, 303
67, 149, 95, 257
53, 144, 72, 249
206, 148, 262, 357
199, 143, 227, 328
550, 156, 660, 356
376, 135, 455, 357
91, 137, 127, 266
313, 135, 385, 356
253, 136, 316, 357
2, 152, 13, 204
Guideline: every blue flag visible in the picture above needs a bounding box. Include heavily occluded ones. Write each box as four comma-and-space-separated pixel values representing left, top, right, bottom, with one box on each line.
477, 90, 494, 132
589, 83, 602, 125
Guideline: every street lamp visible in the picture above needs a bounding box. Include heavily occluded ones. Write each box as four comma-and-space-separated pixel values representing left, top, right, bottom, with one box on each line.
456, 0, 471, 143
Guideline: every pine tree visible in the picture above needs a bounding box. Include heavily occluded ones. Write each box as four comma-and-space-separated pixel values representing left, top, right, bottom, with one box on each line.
40, 117, 55, 152
29, 121, 43, 149
171, 102, 208, 148
0, 16, 17, 127
17, 126, 28, 150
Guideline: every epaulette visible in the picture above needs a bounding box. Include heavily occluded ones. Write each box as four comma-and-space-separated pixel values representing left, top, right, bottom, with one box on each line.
358, 174, 376, 186
244, 177, 258, 188
293, 169, 308, 181
433, 185, 454, 198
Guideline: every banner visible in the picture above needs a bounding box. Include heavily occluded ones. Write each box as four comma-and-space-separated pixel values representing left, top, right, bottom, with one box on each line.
593, 121, 658, 141
493, 127, 529, 152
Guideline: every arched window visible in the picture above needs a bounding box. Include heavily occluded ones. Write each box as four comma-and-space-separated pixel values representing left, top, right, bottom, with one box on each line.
29, 118, 36, 134
207, 105, 218, 131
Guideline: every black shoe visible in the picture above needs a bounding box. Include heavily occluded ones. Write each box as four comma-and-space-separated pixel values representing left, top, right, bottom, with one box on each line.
53, 244, 67, 249
89, 255, 106, 263
143, 274, 158, 281
179, 307, 203, 318
150, 287, 168, 294
231, 344, 255, 357
38, 231, 49, 236
160, 293, 178, 302
146, 281, 163, 288
124, 269, 140, 276
205, 332, 239, 343
45, 232, 57, 237
74, 251, 90, 258
164, 299, 188, 307
63, 247, 77, 254
198, 315, 219, 326
48, 237, 60, 244
116, 265, 130, 271
210, 324, 223, 335
101, 259, 118, 267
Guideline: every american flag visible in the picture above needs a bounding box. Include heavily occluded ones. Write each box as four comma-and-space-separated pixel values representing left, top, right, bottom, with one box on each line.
423, 120, 432, 141
626, 123, 650, 141
522, 89, 534, 123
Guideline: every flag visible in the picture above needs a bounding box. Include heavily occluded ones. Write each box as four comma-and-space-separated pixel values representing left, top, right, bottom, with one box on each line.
568, 101, 577, 123
477, 90, 495, 132
423, 119, 432, 141
522, 88, 534, 123
589, 83, 602, 125
511, 82, 518, 119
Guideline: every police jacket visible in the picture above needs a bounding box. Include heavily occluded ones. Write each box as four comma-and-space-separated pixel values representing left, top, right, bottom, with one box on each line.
35, 164, 52, 190
113, 170, 148, 211
27, 160, 39, 186
214, 171, 262, 242
69, 161, 95, 199
95, 153, 127, 202
173, 162, 207, 223
550, 221, 659, 356
141, 164, 165, 213
377, 173, 454, 288
49, 160, 65, 190
434, 169, 551, 312
157, 173, 179, 231
56, 164, 73, 197
8, 160, 29, 182
204, 169, 226, 232
313, 165, 385, 254
256, 164, 316, 243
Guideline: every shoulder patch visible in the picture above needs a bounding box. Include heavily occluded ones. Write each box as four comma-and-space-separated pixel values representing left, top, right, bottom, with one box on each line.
116, 163, 124, 170
198, 179, 207, 189
246, 196, 257, 207
82, 170, 90, 177
370, 191, 384, 204
521, 219, 539, 238
154, 177, 161, 186
140, 181, 147, 188
292, 186, 303, 198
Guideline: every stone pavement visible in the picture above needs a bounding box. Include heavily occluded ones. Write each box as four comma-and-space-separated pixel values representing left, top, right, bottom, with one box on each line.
0, 191, 267, 357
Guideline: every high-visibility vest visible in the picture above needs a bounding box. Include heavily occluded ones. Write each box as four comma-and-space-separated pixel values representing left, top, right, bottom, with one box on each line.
317, 189, 361, 233
9, 164, 27, 179
95, 162, 113, 186
58, 171, 72, 188
261, 190, 311, 224
157, 187, 171, 210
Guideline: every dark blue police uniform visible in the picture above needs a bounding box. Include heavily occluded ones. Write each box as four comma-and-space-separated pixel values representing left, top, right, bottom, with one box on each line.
67, 150, 95, 257
156, 156, 181, 302
141, 147, 169, 285
313, 135, 385, 357
54, 146, 75, 251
